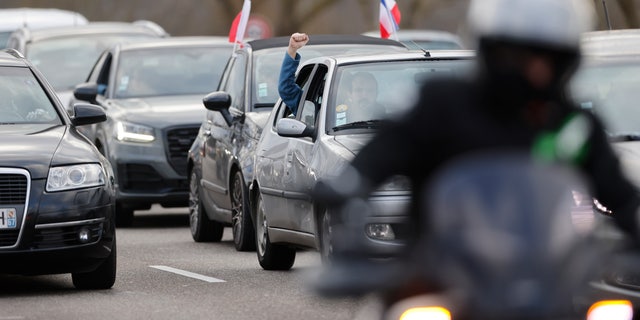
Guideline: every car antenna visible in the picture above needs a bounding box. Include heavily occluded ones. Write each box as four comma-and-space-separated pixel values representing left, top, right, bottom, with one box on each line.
406, 41, 431, 57
602, 0, 612, 30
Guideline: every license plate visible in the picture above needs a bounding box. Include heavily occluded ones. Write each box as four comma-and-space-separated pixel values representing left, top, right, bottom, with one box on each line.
0, 208, 17, 229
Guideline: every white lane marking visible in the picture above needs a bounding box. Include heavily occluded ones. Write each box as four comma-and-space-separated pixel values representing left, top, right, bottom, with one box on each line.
149, 265, 225, 283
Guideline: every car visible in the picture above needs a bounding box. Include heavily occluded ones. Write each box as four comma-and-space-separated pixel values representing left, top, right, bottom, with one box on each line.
362, 29, 465, 50
187, 34, 409, 252
243, 50, 473, 270
5, 21, 169, 109
71, 36, 233, 227
0, 7, 88, 48
0, 48, 116, 289
569, 28, 640, 305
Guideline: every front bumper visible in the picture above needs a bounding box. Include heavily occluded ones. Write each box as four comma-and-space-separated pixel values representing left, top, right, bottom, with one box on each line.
0, 178, 116, 275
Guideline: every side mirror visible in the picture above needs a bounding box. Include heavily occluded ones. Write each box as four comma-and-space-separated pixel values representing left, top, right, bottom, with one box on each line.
203, 91, 233, 126
276, 118, 313, 138
71, 103, 107, 126
73, 82, 99, 104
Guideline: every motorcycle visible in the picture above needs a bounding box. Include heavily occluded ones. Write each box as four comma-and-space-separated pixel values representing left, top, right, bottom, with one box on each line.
310, 152, 636, 320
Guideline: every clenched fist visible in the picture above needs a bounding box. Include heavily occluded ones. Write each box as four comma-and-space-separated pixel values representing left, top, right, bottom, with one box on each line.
287, 32, 309, 58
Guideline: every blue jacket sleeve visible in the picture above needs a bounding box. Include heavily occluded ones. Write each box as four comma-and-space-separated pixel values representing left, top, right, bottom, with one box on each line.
278, 52, 302, 115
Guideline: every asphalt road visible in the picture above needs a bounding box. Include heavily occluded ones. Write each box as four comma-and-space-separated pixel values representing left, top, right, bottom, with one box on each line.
0, 205, 382, 320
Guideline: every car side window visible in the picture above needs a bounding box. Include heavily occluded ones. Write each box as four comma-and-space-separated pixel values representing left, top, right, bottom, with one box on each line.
96, 53, 112, 96
225, 54, 247, 112
297, 65, 328, 131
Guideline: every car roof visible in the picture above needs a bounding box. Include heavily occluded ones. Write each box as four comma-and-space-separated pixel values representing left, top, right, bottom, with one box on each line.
245, 34, 406, 51
303, 49, 475, 66
581, 29, 640, 57
0, 49, 31, 67
113, 36, 233, 51
363, 29, 462, 42
10, 21, 168, 42
0, 7, 88, 31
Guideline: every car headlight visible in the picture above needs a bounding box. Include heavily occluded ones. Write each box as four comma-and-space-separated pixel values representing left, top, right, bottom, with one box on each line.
115, 121, 155, 142
46, 164, 106, 192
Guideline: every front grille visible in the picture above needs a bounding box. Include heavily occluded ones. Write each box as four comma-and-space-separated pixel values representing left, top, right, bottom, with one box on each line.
165, 126, 199, 176
0, 174, 27, 205
118, 163, 188, 193
0, 230, 20, 246
32, 222, 103, 249
0, 169, 28, 247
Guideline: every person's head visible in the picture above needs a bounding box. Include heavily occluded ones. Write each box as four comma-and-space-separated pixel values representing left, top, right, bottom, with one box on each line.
467, 0, 596, 103
348, 72, 378, 109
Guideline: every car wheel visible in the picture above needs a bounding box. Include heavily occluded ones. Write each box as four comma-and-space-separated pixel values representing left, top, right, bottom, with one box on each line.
115, 202, 134, 227
255, 193, 295, 270
318, 208, 334, 265
72, 237, 117, 290
231, 171, 255, 251
189, 170, 223, 242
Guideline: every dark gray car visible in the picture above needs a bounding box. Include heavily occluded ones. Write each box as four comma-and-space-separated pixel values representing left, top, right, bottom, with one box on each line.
72, 36, 232, 226
187, 35, 408, 251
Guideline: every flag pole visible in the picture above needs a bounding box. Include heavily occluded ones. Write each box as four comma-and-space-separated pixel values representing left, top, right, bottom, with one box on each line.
229, 0, 251, 57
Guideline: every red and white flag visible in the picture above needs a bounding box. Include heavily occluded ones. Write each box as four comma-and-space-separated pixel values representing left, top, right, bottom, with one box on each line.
379, 0, 401, 39
228, 0, 251, 45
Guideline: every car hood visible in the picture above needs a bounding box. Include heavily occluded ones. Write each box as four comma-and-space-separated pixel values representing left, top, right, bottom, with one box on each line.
332, 133, 376, 155
109, 95, 206, 126
612, 142, 640, 188
0, 124, 100, 179
56, 90, 73, 110
246, 111, 272, 140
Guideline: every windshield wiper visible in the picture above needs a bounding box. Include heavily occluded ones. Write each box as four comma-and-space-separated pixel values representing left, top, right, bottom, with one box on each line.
608, 131, 640, 142
332, 120, 386, 132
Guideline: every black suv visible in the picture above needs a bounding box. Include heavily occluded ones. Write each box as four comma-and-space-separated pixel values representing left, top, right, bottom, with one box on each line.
187, 35, 407, 251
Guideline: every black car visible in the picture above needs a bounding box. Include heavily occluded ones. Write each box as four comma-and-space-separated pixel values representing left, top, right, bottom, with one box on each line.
187, 35, 408, 251
0, 49, 116, 289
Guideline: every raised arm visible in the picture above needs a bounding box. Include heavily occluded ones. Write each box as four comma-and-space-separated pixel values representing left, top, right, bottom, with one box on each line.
278, 33, 309, 115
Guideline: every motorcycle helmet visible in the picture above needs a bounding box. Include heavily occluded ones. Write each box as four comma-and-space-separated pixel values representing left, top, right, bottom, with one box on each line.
467, 0, 597, 107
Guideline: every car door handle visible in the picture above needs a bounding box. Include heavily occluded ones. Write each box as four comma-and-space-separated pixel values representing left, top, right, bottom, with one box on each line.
204, 129, 211, 137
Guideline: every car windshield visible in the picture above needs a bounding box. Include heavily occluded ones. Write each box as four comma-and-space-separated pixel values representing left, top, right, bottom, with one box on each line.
114, 46, 231, 99
327, 59, 472, 131
252, 44, 407, 106
569, 59, 640, 138
26, 34, 159, 91
0, 66, 61, 124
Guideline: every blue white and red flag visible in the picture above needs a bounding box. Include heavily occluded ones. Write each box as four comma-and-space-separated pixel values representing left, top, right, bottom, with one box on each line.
380, 0, 401, 39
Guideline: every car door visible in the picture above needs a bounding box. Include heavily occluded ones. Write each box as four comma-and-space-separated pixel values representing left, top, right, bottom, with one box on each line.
260, 64, 317, 232
270, 64, 329, 237
201, 52, 247, 218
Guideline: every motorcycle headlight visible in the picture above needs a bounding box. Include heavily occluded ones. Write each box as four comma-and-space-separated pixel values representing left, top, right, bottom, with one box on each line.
115, 121, 155, 142
399, 306, 451, 320
47, 164, 106, 192
587, 300, 633, 320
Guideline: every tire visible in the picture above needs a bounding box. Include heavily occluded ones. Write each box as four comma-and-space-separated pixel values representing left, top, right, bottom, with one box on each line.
189, 170, 224, 242
231, 171, 255, 251
72, 237, 117, 290
318, 208, 334, 265
255, 193, 296, 270
115, 202, 134, 227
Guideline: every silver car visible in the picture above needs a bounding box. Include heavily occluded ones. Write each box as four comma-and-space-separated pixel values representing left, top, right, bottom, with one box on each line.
250, 50, 474, 270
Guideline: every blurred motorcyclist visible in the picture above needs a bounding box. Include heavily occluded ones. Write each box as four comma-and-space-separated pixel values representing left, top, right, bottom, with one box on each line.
311, 0, 640, 309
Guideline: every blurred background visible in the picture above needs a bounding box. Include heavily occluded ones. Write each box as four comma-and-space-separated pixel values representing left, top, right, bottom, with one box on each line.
1, 0, 637, 47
